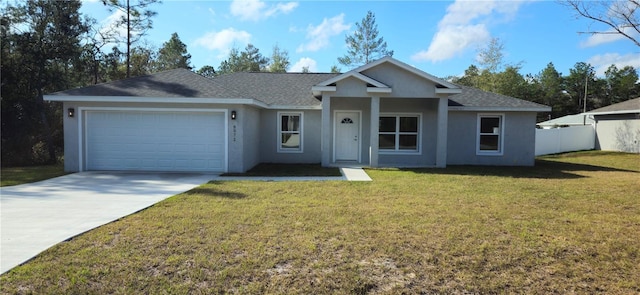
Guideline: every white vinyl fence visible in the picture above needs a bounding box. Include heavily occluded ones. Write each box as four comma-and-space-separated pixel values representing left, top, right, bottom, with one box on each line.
535, 125, 595, 156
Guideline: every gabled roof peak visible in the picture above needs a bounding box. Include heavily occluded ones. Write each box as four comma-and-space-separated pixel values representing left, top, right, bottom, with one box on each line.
313, 56, 461, 93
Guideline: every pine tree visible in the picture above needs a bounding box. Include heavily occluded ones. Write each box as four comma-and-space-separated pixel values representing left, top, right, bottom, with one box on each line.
268, 45, 290, 73
337, 11, 393, 69
156, 32, 192, 71
102, 0, 160, 77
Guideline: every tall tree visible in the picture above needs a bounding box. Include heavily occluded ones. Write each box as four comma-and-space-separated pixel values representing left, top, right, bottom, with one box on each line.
562, 0, 640, 47
217, 44, 269, 75
267, 44, 290, 73
196, 65, 216, 78
338, 10, 393, 69
1, 0, 88, 165
453, 65, 481, 88
494, 65, 528, 99
565, 62, 595, 114
102, 0, 160, 77
477, 37, 506, 74
605, 65, 640, 105
103, 46, 127, 81
536, 62, 565, 118
130, 44, 156, 76
155, 32, 191, 71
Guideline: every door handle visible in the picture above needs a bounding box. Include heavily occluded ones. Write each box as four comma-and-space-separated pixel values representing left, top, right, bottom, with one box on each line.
354, 136, 358, 141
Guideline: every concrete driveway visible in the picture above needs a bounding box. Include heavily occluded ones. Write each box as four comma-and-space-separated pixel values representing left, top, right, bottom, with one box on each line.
0, 172, 214, 274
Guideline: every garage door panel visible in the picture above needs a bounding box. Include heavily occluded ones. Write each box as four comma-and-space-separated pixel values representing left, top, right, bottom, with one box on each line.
85, 110, 226, 172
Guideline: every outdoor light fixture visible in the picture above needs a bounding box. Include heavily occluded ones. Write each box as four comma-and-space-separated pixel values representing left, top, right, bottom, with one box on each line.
68, 108, 75, 118
231, 110, 237, 120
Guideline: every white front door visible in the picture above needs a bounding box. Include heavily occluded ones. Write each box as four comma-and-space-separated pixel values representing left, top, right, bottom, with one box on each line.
335, 111, 360, 161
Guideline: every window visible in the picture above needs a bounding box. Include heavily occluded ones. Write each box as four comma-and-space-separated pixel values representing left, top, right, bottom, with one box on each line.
379, 114, 420, 152
278, 112, 303, 153
477, 114, 504, 155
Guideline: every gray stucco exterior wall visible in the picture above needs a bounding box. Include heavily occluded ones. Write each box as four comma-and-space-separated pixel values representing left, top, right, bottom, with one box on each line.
377, 98, 439, 167
361, 63, 437, 98
447, 111, 537, 166
241, 106, 261, 171
258, 109, 322, 164
594, 114, 640, 153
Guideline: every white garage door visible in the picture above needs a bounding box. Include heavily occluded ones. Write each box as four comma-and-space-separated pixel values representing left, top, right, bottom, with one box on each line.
85, 110, 226, 172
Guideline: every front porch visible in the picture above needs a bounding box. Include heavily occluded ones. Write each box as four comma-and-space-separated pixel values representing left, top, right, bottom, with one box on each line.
319, 95, 449, 168
310, 57, 463, 169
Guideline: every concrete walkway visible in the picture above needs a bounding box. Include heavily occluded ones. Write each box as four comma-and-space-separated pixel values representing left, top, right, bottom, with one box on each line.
0, 172, 214, 274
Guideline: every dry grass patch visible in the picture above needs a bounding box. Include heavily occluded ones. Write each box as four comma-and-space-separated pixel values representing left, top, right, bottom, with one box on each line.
1, 151, 639, 293
0, 163, 66, 187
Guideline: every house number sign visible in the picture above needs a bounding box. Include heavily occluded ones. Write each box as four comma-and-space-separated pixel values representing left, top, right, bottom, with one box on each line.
233, 124, 237, 142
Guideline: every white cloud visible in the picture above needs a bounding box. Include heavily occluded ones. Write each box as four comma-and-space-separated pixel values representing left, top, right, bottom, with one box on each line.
98, 10, 128, 43
290, 57, 318, 72
412, 0, 528, 63
193, 28, 252, 58
296, 14, 350, 53
587, 52, 640, 76
230, 0, 298, 22
412, 25, 491, 62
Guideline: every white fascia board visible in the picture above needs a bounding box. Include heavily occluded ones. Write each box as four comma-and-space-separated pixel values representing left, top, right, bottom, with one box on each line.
269, 104, 322, 110
311, 86, 337, 92
44, 95, 269, 108
366, 87, 392, 94
448, 106, 552, 112
315, 72, 388, 88
435, 88, 462, 94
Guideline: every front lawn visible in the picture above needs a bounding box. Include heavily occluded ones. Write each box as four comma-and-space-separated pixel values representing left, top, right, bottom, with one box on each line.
0, 164, 66, 187
1, 151, 639, 293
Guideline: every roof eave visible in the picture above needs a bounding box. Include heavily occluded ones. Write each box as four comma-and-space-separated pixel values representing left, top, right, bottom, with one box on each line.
587, 110, 640, 116
44, 95, 270, 108
448, 106, 552, 112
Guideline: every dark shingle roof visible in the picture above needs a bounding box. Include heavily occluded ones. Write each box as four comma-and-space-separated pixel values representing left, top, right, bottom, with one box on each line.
210, 72, 339, 106
448, 85, 549, 110
48, 69, 549, 111
50, 68, 242, 98
587, 97, 640, 113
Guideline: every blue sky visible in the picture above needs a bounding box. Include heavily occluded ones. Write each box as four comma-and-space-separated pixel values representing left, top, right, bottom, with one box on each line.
81, 0, 639, 78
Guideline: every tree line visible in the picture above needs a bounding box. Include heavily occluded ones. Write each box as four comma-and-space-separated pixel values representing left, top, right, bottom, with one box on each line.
450, 38, 639, 121
1, 0, 638, 166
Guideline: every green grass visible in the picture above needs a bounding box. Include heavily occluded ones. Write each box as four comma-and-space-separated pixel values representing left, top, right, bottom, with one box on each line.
223, 163, 342, 177
0, 164, 66, 187
1, 151, 639, 293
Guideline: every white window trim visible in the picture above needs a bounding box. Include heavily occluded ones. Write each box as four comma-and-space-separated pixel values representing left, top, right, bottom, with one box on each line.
277, 111, 304, 153
379, 113, 422, 155
476, 113, 505, 156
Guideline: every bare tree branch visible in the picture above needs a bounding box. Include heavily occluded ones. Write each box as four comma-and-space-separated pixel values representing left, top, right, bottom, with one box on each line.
562, 0, 640, 47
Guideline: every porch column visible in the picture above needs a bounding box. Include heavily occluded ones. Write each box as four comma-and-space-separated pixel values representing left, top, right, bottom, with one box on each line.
321, 94, 331, 166
369, 96, 380, 167
436, 97, 448, 167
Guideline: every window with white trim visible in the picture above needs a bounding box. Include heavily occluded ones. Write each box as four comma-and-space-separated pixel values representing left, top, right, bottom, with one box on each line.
379, 114, 420, 152
278, 112, 303, 153
477, 114, 504, 155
